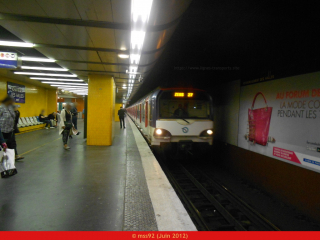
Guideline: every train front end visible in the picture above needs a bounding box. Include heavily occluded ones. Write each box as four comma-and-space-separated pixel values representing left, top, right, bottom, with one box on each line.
152, 89, 214, 152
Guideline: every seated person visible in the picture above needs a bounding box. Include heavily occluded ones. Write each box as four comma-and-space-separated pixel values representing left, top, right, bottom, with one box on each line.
173, 104, 188, 118
39, 110, 54, 129
48, 112, 58, 127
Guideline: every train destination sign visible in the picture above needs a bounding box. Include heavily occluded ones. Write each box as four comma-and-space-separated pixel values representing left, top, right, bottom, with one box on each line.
0, 52, 18, 69
174, 92, 194, 97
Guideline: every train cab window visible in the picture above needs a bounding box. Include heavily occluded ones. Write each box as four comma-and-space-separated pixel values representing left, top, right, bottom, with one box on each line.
159, 91, 211, 119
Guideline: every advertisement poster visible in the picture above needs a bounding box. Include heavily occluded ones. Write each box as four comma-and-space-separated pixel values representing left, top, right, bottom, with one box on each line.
7, 81, 25, 103
238, 72, 320, 173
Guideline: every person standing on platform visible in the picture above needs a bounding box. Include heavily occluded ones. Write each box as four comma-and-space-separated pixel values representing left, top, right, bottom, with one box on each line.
13, 105, 24, 160
59, 103, 73, 150
0, 96, 22, 160
118, 106, 126, 129
71, 103, 78, 130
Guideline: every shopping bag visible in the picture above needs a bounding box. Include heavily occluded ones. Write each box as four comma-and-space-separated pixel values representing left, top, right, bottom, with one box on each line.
0, 150, 7, 178
72, 129, 80, 135
0, 149, 17, 178
248, 92, 273, 146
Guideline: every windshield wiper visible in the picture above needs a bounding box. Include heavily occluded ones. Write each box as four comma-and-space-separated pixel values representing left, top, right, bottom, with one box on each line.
180, 118, 190, 124
161, 110, 190, 124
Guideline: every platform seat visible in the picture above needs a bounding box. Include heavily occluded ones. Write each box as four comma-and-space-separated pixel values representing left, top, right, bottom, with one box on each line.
32, 116, 42, 125
20, 117, 31, 126
17, 116, 46, 134
18, 118, 26, 128
25, 117, 36, 126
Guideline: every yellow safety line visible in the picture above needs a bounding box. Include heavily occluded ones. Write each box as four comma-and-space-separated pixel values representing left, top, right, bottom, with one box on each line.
19, 137, 62, 156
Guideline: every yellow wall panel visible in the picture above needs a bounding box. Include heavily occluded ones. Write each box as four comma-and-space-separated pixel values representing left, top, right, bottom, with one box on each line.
0, 75, 57, 117
87, 75, 115, 146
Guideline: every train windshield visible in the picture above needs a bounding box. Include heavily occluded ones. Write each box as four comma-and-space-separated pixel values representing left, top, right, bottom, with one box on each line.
159, 90, 212, 119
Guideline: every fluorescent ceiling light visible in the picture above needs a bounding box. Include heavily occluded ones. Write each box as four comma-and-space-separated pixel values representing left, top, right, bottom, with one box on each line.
118, 54, 129, 58
129, 66, 138, 73
131, 31, 146, 50
132, 0, 153, 23
123, 87, 127, 89
53, 85, 87, 88
58, 85, 88, 91
20, 57, 55, 62
0, 40, 34, 48
130, 54, 141, 65
69, 90, 88, 93
43, 82, 87, 86
123, 84, 127, 86
21, 66, 68, 71
30, 77, 83, 82
14, 72, 77, 77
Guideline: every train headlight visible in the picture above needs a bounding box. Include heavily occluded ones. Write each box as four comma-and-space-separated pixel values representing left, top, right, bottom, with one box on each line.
154, 128, 172, 138
199, 129, 214, 137
207, 130, 213, 135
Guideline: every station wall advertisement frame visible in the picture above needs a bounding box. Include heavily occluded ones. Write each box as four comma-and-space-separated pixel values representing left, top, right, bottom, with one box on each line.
238, 72, 320, 173
7, 81, 26, 103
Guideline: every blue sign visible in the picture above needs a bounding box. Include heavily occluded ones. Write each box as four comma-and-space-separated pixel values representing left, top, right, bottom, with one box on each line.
303, 158, 320, 166
182, 127, 189, 133
7, 82, 25, 103
0, 52, 18, 69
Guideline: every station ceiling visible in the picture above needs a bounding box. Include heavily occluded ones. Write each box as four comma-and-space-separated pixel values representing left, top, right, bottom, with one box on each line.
129, 0, 320, 104
0, 0, 192, 100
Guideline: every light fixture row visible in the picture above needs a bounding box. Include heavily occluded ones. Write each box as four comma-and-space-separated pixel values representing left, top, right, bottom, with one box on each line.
126, 0, 153, 101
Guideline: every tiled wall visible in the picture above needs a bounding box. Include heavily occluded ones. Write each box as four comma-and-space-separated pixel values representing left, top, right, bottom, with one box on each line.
0, 75, 57, 117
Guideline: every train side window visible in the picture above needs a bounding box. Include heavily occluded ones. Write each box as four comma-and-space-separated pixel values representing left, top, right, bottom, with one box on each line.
149, 100, 152, 121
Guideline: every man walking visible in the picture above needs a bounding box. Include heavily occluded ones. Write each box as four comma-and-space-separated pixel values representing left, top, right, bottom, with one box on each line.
70, 103, 78, 130
118, 106, 126, 129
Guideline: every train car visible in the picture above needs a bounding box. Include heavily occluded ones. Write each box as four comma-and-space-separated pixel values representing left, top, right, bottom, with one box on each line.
126, 88, 214, 154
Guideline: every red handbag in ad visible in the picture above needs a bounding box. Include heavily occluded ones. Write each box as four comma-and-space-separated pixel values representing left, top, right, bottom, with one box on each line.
248, 92, 273, 146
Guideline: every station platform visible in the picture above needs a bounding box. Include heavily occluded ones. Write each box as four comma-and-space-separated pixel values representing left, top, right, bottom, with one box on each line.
0, 119, 196, 231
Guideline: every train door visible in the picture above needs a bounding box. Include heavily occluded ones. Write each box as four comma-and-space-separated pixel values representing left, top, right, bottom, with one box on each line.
145, 101, 148, 127
139, 104, 142, 123
142, 103, 145, 126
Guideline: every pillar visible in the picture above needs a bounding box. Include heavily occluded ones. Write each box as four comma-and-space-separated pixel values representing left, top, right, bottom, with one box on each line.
87, 75, 115, 146
46, 89, 57, 113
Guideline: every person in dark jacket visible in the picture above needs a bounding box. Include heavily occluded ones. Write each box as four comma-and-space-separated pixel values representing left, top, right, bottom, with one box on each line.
39, 110, 54, 129
0, 129, 7, 152
48, 112, 57, 127
70, 103, 78, 130
118, 106, 126, 129
13, 105, 24, 160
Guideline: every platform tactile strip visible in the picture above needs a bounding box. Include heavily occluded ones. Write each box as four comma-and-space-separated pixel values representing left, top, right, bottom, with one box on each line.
123, 128, 158, 231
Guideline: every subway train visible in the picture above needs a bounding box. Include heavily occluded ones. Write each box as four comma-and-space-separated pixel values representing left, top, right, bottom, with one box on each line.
126, 88, 214, 155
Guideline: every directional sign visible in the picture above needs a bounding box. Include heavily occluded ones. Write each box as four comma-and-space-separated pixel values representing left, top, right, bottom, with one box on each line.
0, 52, 18, 69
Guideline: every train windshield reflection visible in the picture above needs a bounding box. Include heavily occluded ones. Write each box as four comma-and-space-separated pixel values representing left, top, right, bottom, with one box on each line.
159, 91, 211, 119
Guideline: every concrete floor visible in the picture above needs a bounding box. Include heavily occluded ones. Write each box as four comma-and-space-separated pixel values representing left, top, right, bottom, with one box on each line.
0, 120, 127, 231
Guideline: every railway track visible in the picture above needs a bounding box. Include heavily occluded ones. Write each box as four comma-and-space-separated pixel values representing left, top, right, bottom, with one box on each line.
131, 117, 279, 231
159, 161, 280, 231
